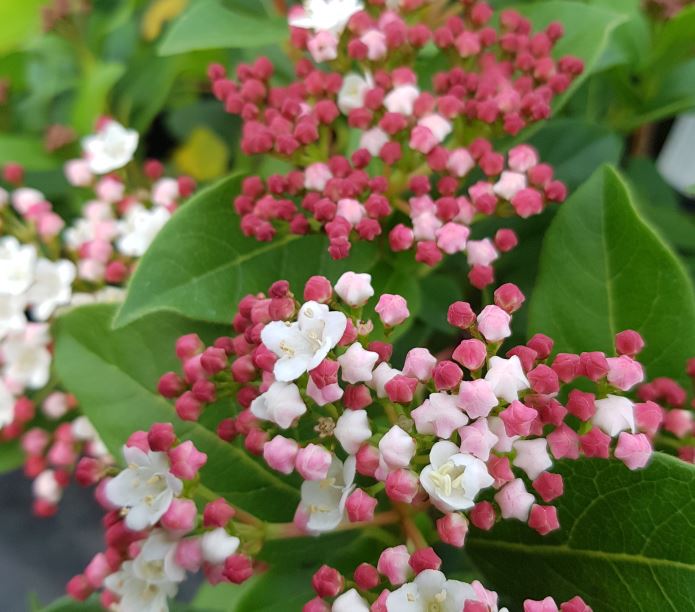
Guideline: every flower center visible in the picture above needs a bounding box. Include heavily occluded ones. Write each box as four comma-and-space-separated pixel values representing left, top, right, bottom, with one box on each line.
429, 461, 466, 497
426, 590, 448, 612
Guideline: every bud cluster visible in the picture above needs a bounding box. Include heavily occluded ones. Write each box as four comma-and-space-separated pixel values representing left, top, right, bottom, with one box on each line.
208, 0, 581, 280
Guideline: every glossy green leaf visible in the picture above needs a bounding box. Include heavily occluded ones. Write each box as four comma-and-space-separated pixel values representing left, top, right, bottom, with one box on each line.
0, 440, 24, 474
529, 165, 695, 387
467, 454, 695, 610
0, 135, 58, 170
72, 61, 125, 134
114, 174, 380, 328
0, 0, 47, 54
53, 304, 299, 521
644, 5, 695, 72
158, 0, 287, 56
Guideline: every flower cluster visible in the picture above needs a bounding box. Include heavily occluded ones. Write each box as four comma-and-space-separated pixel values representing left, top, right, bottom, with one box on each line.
304, 551, 591, 611
66, 425, 260, 608
208, 0, 580, 281
635, 356, 695, 462
158, 272, 653, 545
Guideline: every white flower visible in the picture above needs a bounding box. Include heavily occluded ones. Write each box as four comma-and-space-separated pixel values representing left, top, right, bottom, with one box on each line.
593, 394, 635, 437
334, 271, 374, 306
201, 527, 240, 564
105, 530, 184, 612
512, 438, 552, 480
0, 379, 14, 428
0, 293, 27, 340
33, 470, 62, 504
493, 171, 527, 201
117, 204, 171, 257
2, 324, 51, 389
289, 0, 363, 34
105, 445, 183, 531
420, 441, 493, 512
335, 409, 372, 454
299, 455, 355, 533
337, 72, 373, 114
82, 120, 139, 174
384, 84, 421, 116
262, 301, 347, 382
484, 356, 529, 403
26, 258, 76, 321
250, 381, 307, 429
333, 588, 370, 611
386, 569, 478, 612
0, 237, 36, 296
338, 342, 379, 384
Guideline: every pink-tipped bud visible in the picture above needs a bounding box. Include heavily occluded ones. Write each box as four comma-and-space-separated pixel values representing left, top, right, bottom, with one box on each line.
375, 294, 410, 327
385, 375, 419, 403
494, 228, 518, 252
175, 391, 202, 421
354, 563, 380, 590
499, 400, 537, 436
175, 539, 203, 572
470, 501, 496, 530
452, 339, 487, 371
436, 512, 468, 547
447, 301, 476, 328
527, 334, 554, 360
346, 488, 377, 522
263, 435, 299, 475
168, 440, 207, 479
304, 276, 333, 303
312, 565, 344, 598
385, 469, 419, 503
527, 364, 559, 395
615, 329, 644, 356
203, 498, 236, 528
528, 504, 560, 535
176, 333, 203, 359
201, 347, 228, 374
295, 444, 332, 481
551, 353, 580, 383
224, 554, 254, 584
409, 547, 442, 574
160, 498, 197, 534
377, 545, 411, 586
579, 351, 609, 381
148, 422, 176, 452
433, 360, 463, 391
493, 283, 525, 313
157, 372, 184, 398
66, 574, 93, 601
356, 444, 380, 477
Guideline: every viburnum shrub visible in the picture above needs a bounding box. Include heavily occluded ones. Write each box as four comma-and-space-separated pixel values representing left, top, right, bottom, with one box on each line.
0, 120, 196, 515
66, 272, 662, 609
207, 0, 581, 287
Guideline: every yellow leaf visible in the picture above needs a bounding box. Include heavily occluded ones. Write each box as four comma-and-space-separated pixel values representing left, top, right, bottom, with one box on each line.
173, 127, 229, 181
142, 0, 188, 41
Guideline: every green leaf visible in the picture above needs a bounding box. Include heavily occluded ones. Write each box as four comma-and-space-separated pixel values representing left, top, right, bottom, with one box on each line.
158, 0, 287, 56
72, 61, 126, 134
0, 1, 47, 54
644, 5, 695, 72
0, 439, 23, 474
0, 134, 58, 170
467, 454, 695, 610
38, 596, 103, 612
114, 174, 380, 328
527, 118, 624, 191
529, 165, 695, 387
53, 304, 299, 521
516, 2, 627, 113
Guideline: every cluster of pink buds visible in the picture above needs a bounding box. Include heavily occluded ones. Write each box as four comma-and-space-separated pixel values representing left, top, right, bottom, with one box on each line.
21, 400, 112, 516
62, 156, 196, 286
158, 272, 653, 547
636, 356, 695, 462
305, 551, 591, 611
66, 423, 259, 608
207, 0, 580, 279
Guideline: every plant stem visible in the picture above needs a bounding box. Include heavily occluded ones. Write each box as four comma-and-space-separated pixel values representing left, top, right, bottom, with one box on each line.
265, 510, 401, 540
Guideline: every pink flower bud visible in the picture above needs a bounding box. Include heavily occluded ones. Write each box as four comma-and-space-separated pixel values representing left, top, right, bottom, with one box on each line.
354, 563, 380, 590
403, 348, 437, 381
148, 422, 176, 452
125, 430, 149, 452
560, 597, 591, 612
375, 293, 410, 327
377, 545, 411, 585
447, 301, 476, 328
263, 435, 299, 475
606, 355, 644, 391
615, 329, 644, 356
470, 501, 496, 530
389, 224, 415, 251
335, 271, 374, 307
532, 472, 564, 502
579, 427, 611, 459
224, 554, 254, 584
175, 392, 202, 421
312, 565, 344, 598
161, 498, 197, 534
175, 539, 203, 572
436, 512, 468, 547
356, 444, 380, 477
385, 375, 418, 403
310, 358, 340, 389
528, 504, 560, 535
303, 598, 330, 612
614, 432, 652, 470
168, 441, 207, 479
527, 334, 554, 360
634, 401, 663, 434
346, 488, 377, 522
477, 305, 512, 342
201, 347, 228, 374
524, 597, 559, 612
433, 360, 463, 391
547, 424, 580, 459
409, 547, 442, 574
379, 426, 416, 469
493, 283, 525, 314
343, 384, 372, 410
452, 339, 487, 371
295, 444, 332, 481
495, 228, 518, 252
385, 469, 419, 503
527, 364, 560, 394
303, 276, 332, 303
203, 498, 235, 528
579, 351, 609, 381
66, 575, 93, 601
495, 478, 535, 521
176, 333, 203, 360
158, 372, 184, 398
500, 401, 537, 436
549, 352, 579, 383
